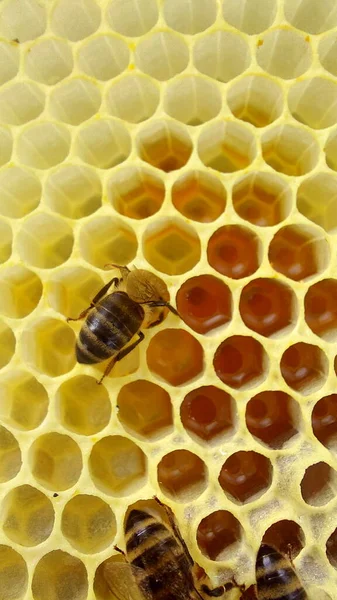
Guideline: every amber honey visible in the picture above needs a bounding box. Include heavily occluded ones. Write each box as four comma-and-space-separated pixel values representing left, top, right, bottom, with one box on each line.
305, 279, 337, 340
213, 335, 266, 389
239, 278, 294, 337
262, 520, 304, 557
147, 328, 204, 386
207, 225, 260, 279
280, 342, 328, 394
268, 225, 319, 281
246, 390, 298, 448
197, 510, 241, 560
180, 385, 234, 442
157, 449, 207, 501
117, 380, 173, 439
312, 394, 337, 449
218, 451, 272, 503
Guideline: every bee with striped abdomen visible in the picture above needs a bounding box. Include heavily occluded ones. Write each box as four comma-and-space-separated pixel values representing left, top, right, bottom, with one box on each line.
67, 265, 178, 384
103, 498, 238, 600
244, 543, 307, 600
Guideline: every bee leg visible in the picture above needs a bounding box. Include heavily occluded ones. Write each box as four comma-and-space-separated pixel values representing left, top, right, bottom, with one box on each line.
153, 496, 194, 566
66, 277, 120, 322
114, 545, 126, 558
141, 300, 179, 317
286, 543, 295, 567
97, 331, 145, 385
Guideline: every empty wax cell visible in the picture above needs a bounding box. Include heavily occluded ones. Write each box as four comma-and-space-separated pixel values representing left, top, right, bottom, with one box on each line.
312, 395, 337, 449
213, 335, 267, 389
180, 385, 235, 442
239, 278, 296, 337
197, 510, 242, 560
147, 328, 203, 386
207, 225, 261, 279
219, 451, 272, 503
176, 274, 232, 334
246, 391, 298, 449
305, 279, 337, 340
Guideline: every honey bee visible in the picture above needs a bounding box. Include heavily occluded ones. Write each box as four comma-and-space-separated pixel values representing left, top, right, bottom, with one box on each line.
67, 265, 179, 384
241, 543, 307, 600
103, 498, 238, 600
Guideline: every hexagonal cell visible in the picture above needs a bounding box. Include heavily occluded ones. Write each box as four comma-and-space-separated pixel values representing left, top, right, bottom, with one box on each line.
0, 220, 12, 264
246, 391, 299, 449
32, 550, 88, 600
61, 494, 116, 554
223, 0, 277, 33
143, 218, 201, 275
49, 77, 101, 126
163, 0, 216, 33
227, 74, 284, 128
46, 266, 103, 318
135, 31, 188, 81
257, 29, 312, 79
207, 224, 261, 279
312, 395, 337, 451
106, 73, 159, 124
137, 120, 192, 173
0, 41, 19, 85
233, 171, 292, 227
0, 0, 46, 41
327, 528, 337, 569
51, 0, 100, 41
164, 76, 221, 125
78, 33, 129, 81
94, 555, 132, 600
319, 33, 337, 77
29, 432, 82, 492
324, 129, 337, 172
197, 510, 242, 561
239, 278, 297, 338
106, 0, 158, 36
219, 451, 272, 504
176, 274, 232, 334
193, 30, 251, 82
180, 385, 235, 443
0, 265, 42, 318
157, 449, 207, 502
297, 173, 337, 232
0, 370, 48, 431
89, 435, 147, 496
17, 213, 74, 269
56, 375, 111, 436
284, 0, 337, 34
1, 485, 54, 547
213, 335, 268, 390
75, 118, 131, 169
25, 38, 73, 85
0, 165, 41, 218
198, 120, 256, 173
44, 164, 102, 219
20, 318, 76, 377
288, 77, 337, 129
17, 122, 71, 170
0, 81, 45, 126
0, 425, 21, 483
79, 216, 137, 268
0, 321, 15, 370
172, 171, 227, 223
0, 546, 28, 600
305, 279, 337, 341
280, 342, 328, 395
261, 124, 319, 176
0, 126, 12, 167
262, 520, 305, 558
147, 328, 204, 386
301, 462, 337, 507
117, 379, 173, 440
108, 166, 165, 220
269, 224, 329, 281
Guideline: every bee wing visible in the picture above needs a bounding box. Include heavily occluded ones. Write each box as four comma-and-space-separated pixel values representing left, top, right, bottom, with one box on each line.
102, 561, 153, 600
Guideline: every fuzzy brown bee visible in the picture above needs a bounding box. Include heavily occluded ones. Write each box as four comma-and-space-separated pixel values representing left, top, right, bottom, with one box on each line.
67, 265, 179, 384
252, 543, 307, 600
103, 498, 237, 600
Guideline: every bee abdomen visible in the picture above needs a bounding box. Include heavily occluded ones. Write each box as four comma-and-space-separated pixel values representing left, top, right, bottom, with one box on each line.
127, 521, 167, 552
131, 536, 178, 569
256, 544, 307, 600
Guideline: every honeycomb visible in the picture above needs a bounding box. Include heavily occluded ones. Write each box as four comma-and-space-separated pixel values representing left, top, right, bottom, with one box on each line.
1, 0, 337, 598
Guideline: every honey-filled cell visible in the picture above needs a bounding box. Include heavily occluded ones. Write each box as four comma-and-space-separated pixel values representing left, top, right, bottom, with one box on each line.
147, 328, 204, 386
301, 462, 337, 507
176, 274, 232, 334
262, 520, 305, 557
305, 279, 337, 341
219, 451, 272, 504
326, 528, 337, 569
312, 395, 337, 450
213, 335, 268, 390
180, 385, 235, 443
157, 449, 207, 502
246, 390, 299, 449
171, 170, 226, 223
280, 342, 328, 395
207, 225, 261, 279
117, 379, 173, 440
197, 510, 242, 561
239, 278, 296, 338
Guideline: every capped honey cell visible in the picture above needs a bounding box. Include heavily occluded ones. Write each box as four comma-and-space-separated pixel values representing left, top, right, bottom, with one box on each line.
207, 224, 261, 279
180, 385, 235, 443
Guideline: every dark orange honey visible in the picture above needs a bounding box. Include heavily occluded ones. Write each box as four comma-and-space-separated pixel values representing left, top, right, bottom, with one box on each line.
239, 278, 294, 337
269, 225, 318, 281
213, 335, 266, 389
262, 520, 304, 557
305, 279, 337, 339
176, 274, 232, 334
219, 451, 272, 503
246, 390, 298, 448
301, 462, 334, 506
327, 528, 337, 568
280, 342, 327, 393
312, 394, 337, 449
157, 449, 206, 498
207, 225, 260, 279
180, 385, 234, 441
117, 380, 172, 438
146, 328, 203, 386
197, 510, 241, 560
